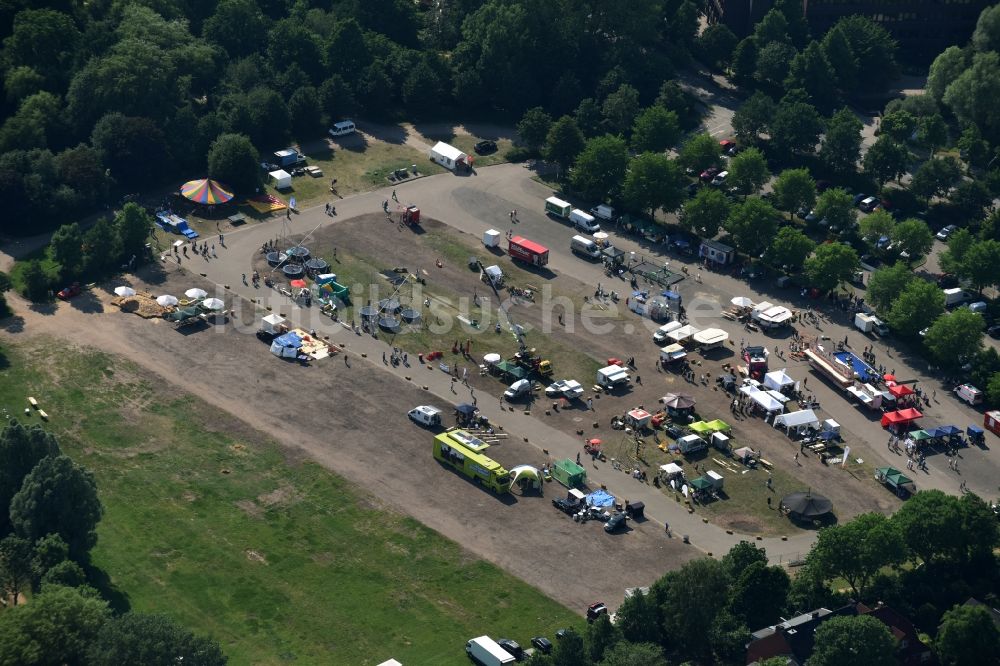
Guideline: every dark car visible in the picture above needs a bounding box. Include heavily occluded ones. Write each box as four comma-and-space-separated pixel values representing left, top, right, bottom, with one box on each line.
57, 282, 81, 300
555, 628, 569, 640
497, 638, 524, 660
531, 637, 553, 654
474, 140, 498, 155
988, 324, 1000, 339
699, 167, 720, 182
816, 180, 832, 192
604, 512, 627, 533
586, 602, 609, 622
686, 182, 699, 197
552, 497, 582, 515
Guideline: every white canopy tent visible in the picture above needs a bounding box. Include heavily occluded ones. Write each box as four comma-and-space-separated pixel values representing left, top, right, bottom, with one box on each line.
668, 324, 701, 344
774, 409, 819, 433
269, 169, 292, 189
763, 369, 795, 392
740, 386, 785, 413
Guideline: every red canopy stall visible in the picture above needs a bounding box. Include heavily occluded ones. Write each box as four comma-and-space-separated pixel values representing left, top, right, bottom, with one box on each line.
881, 408, 923, 428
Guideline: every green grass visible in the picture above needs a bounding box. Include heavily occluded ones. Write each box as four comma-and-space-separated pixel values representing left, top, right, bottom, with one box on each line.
0, 341, 578, 665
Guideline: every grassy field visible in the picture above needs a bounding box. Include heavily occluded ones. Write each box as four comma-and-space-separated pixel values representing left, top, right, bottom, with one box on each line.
0, 341, 578, 665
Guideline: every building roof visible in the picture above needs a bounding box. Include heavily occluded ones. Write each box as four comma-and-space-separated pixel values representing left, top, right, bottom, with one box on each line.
701, 238, 734, 253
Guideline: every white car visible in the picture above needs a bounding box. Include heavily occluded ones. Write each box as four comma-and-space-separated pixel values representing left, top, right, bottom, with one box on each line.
545, 380, 584, 400
504, 379, 532, 400
936, 225, 958, 240
710, 170, 729, 186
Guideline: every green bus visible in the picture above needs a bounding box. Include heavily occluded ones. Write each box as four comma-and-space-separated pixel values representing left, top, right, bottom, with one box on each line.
433, 430, 510, 494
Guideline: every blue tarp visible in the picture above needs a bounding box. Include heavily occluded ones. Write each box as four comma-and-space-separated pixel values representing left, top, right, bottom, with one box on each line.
673, 238, 690, 248
586, 489, 616, 508
935, 425, 961, 437
660, 290, 681, 300
273, 331, 302, 348
818, 430, 838, 441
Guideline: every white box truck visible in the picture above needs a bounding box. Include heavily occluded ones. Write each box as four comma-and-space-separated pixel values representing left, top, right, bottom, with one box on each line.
854, 313, 889, 336
943, 288, 972, 308
466, 636, 515, 666
544, 196, 572, 219
597, 365, 630, 389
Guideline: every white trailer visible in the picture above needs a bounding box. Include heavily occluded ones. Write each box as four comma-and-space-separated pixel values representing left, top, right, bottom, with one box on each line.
466, 636, 515, 666
597, 365, 630, 389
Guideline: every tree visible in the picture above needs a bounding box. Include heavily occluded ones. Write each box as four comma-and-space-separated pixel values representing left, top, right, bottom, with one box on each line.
866, 263, 912, 312
571, 135, 630, 201
319, 74, 357, 120
808, 615, 896, 666
17, 260, 50, 302
958, 240, 1000, 291
890, 218, 934, 259
598, 642, 667, 666
517, 107, 553, 153
820, 108, 863, 173
804, 243, 859, 292
722, 541, 768, 579
937, 604, 1000, 666
630, 106, 680, 153
287, 86, 322, 140
726, 198, 780, 256
785, 41, 837, 111
544, 116, 585, 177
915, 114, 948, 152
551, 628, 587, 666
90, 113, 170, 188
602, 84, 640, 135
728, 561, 790, 626
808, 513, 905, 600
681, 188, 730, 238
972, 4, 1000, 53
755, 42, 798, 88
939, 228, 976, 274
770, 100, 823, 156
9, 455, 102, 561
678, 133, 722, 174
113, 203, 154, 264
924, 308, 985, 373
623, 153, 685, 218
732, 92, 776, 147
0, 585, 110, 665
958, 125, 990, 168
659, 558, 731, 659
207, 133, 259, 194
2, 9, 81, 86
697, 24, 738, 70
0, 536, 33, 607
880, 109, 917, 143
894, 489, 999, 566
943, 52, 1000, 143
887, 279, 945, 337
727, 147, 770, 197
767, 227, 816, 271
814, 188, 857, 231
754, 8, 791, 44
829, 16, 899, 94
203, 0, 267, 57
615, 589, 661, 645
574, 98, 603, 137
708, 610, 751, 664
773, 168, 816, 219
86, 613, 227, 666
951, 180, 993, 220
910, 157, 961, 200
822, 24, 859, 90
731, 37, 759, 85
863, 136, 910, 185
83, 218, 117, 276
928, 46, 970, 102
586, 614, 622, 663
859, 209, 896, 247
50, 223, 84, 279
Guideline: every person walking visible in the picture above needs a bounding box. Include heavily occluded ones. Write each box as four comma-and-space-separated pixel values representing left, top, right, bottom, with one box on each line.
794, 452, 800, 465
392, 189, 398, 202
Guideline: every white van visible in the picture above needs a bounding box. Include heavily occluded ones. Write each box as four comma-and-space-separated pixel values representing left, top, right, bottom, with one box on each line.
710, 170, 729, 186
569, 209, 600, 233
955, 384, 983, 406
652, 320, 682, 344
329, 120, 356, 137
571, 235, 601, 259
408, 405, 442, 427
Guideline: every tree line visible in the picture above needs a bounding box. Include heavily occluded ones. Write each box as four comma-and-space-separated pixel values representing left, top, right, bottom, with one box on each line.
524, 491, 1000, 666
0, 421, 226, 665
0, 0, 704, 235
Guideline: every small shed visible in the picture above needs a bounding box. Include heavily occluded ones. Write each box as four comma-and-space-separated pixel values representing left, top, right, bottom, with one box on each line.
429, 141, 468, 171
699, 239, 735, 265
705, 470, 724, 490
269, 169, 292, 189
626, 408, 652, 429
552, 459, 587, 488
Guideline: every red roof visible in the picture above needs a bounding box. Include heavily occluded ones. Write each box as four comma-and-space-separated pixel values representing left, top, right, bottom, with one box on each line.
888, 384, 914, 398
881, 408, 923, 427
509, 236, 548, 255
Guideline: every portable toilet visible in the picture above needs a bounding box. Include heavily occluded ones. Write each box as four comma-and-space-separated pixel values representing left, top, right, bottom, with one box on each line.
705, 470, 724, 491
711, 431, 731, 453
552, 459, 587, 488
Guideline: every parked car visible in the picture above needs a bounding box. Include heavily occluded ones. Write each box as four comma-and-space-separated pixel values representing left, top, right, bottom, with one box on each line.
555, 629, 569, 640
816, 180, 833, 192
474, 139, 498, 155
853, 193, 870, 206
987, 324, 1000, 338
710, 170, 729, 186
531, 637, 553, 654
859, 196, 880, 212
719, 139, 737, 155
604, 512, 628, 533
57, 283, 82, 300
936, 224, 958, 240
586, 602, 609, 622
497, 638, 524, 660
936, 273, 959, 288
699, 167, 720, 182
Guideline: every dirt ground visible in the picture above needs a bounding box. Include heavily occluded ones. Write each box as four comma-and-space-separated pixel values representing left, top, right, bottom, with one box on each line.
267, 214, 897, 530
1, 266, 698, 613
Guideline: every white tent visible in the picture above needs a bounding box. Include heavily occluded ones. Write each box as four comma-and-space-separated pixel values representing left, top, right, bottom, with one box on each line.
693, 328, 729, 348
763, 369, 795, 392
668, 324, 701, 343
429, 141, 468, 170
269, 169, 292, 189
773, 409, 819, 433
741, 386, 785, 413
509, 464, 541, 490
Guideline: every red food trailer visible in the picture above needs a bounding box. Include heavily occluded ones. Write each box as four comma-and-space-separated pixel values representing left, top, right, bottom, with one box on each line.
508, 236, 549, 267
402, 205, 420, 225
984, 410, 1000, 437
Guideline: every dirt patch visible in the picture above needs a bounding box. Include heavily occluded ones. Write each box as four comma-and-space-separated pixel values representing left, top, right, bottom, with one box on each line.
245, 549, 267, 564
235, 499, 263, 519
257, 485, 301, 508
